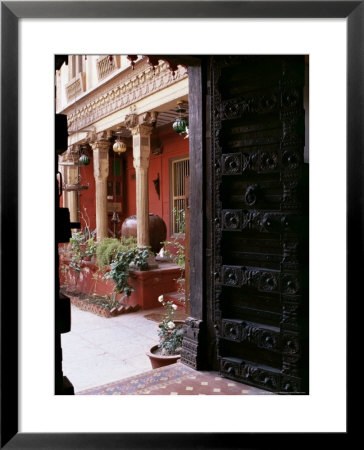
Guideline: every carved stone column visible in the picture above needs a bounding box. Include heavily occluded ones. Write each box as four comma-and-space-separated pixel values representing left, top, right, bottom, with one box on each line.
58, 152, 68, 209
131, 123, 153, 248
125, 113, 158, 268
90, 135, 110, 241
64, 146, 79, 225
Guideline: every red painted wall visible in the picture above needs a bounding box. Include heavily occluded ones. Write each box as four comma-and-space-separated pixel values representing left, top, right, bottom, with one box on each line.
78, 159, 96, 233
125, 126, 189, 240
69, 126, 189, 241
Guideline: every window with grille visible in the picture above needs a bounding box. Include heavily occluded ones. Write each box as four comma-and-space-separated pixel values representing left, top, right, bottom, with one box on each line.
171, 157, 190, 235
66, 56, 86, 102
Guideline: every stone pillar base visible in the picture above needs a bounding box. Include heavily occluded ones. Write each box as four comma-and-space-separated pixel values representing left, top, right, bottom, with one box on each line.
147, 253, 158, 269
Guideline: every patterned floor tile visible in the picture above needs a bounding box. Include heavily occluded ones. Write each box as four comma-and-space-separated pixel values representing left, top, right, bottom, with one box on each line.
77, 362, 274, 396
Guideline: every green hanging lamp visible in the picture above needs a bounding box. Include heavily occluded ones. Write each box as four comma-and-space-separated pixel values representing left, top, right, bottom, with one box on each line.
172, 101, 188, 135
78, 144, 91, 166
79, 153, 90, 166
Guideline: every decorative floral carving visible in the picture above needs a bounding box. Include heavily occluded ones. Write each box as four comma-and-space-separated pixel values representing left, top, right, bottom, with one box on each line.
221, 153, 243, 175
282, 149, 301, 169
258, 271, 279, 291
260, 151, 279, 171
220, 90, 279, 121
281, 302, 300, 330
181, 318, 204, 369
65, 61, 187, 133
281, 274, 300, 295
221, 318, 280, 352
222, 265, 241, 287
220, 357, 281, 391
222, 209, 243, 231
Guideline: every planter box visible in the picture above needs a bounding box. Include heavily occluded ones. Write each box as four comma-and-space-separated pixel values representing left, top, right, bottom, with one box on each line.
68, 294, 140, 318
59, 256, 182, 310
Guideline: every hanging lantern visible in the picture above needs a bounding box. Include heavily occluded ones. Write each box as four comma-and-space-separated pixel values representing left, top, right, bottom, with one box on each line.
113, 139, 127, 153
113, 128, 127, 153
172, 101, 188, 135
79, 153, 90, 166
78, 144, 91, 166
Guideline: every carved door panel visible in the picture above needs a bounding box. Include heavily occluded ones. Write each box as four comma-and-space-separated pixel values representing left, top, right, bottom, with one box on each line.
208, 56, 308, 393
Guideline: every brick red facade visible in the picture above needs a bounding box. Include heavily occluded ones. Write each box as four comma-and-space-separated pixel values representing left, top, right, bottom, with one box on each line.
66, 126, 189, 240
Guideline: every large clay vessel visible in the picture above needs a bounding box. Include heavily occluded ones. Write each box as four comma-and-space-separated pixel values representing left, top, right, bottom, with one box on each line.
121, 214, 167, 254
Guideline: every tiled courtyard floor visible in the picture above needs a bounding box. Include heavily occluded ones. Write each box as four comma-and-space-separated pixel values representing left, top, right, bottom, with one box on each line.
62, 305, 163, 393
77, 362, 273, 395
62, 305, 271, 395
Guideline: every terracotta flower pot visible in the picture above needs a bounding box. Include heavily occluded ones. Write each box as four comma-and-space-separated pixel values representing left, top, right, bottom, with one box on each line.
146, 319, 185, 369
146, 344, 181, 369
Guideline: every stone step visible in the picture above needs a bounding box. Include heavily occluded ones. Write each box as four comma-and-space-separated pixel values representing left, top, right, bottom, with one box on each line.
163, 291, 185, 310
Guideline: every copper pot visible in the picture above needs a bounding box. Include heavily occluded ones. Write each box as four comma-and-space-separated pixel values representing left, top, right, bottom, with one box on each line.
121, 214, 167, 254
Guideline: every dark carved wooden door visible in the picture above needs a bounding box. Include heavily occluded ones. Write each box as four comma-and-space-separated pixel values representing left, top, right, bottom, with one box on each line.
207, 56, 308, 394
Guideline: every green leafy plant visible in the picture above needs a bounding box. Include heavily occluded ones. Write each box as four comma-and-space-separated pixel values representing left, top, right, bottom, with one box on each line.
105, 246, 149, 299
163, 207, 186, 298
163, 240, 185, 269
157, 295, 184, 355
86, 293, 120, 310
163, 207, 185, 269
85, 237, 97, 257
96, 236, 137, 269
69, 231, 85, 274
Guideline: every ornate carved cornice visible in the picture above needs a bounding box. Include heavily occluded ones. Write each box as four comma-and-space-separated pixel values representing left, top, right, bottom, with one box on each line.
63, 59, 187, 133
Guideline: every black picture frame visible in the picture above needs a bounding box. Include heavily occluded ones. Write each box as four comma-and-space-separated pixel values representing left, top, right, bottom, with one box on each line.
1, 1, 359, 448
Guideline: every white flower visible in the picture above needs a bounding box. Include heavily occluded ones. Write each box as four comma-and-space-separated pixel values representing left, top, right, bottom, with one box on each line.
167, 321, 175, 329
172, 304, 177, 310
158, 295, 164, 303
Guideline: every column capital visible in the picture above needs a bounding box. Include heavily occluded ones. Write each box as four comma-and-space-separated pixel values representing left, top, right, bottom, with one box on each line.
92, 136, 109, 180
131, 124, 154, 137
64, 145, 79, 162
125, 111, 156, 137
89, 135, 110, 153
125, 113, 138, 129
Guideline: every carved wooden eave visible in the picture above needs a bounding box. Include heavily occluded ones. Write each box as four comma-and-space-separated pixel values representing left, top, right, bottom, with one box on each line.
60, 56, 188, 135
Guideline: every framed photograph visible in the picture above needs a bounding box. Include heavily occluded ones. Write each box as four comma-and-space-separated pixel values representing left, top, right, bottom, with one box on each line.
1, 1, 358, 447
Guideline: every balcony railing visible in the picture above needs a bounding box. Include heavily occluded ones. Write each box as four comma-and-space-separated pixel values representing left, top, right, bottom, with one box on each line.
65, 72, 86, 102
96, 55, 121, 81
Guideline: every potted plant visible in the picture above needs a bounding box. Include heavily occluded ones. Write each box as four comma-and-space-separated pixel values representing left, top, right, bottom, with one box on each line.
146, 295, 185, 369
84, 237, 97, 262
